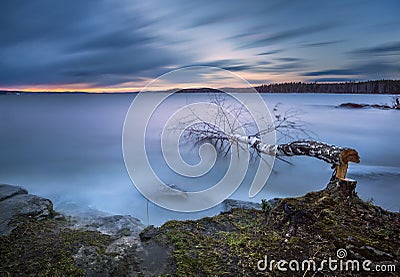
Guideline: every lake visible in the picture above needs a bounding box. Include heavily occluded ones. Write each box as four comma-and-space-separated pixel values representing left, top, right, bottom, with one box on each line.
0, 93, 399, 225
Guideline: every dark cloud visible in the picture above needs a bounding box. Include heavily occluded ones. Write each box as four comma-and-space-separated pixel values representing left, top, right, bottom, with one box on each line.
68, 29, 154, 52
58, 47, 176, 86
192, 59, 263, 72
349, 41, 400, 56
302, 60, 399, 79
306, 77, 358, 83
0, 0, 99, 48
0, 0, 188, 87
262, 61, 308, 73
275, 57, 302, 62
238, 23, 335, 49
256, 50, 285, 56
197, 58, 306, 75
182, 0, 285, 29
302, 69, 360, 77
189, 59, 283, 74
185, 12, 236, 29
302, 40, 344, 47
353, 60, 400, 77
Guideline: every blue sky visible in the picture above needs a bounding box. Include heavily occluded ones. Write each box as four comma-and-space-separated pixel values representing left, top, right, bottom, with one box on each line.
0, 0, 399, 91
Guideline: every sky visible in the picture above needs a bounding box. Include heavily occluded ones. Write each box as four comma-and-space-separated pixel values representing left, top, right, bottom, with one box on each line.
0, 0, 399, 92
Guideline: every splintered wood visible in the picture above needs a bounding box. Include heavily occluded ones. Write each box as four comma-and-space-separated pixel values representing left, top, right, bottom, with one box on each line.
336, 148, 360, 179
274, 140, 360, 179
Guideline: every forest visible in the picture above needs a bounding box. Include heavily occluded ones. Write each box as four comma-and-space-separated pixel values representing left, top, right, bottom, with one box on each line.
256, 80, 400, 94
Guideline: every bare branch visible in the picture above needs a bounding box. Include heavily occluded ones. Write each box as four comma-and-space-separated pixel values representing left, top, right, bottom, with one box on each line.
172, 93, 359, 179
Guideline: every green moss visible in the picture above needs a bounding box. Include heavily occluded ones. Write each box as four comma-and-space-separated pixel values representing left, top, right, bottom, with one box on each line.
0, 217, 112, 275
149, 188, 400, 276
2, 186, 399, 276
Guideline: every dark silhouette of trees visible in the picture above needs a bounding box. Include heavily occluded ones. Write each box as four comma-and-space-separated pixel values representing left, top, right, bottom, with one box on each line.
256, 80, 400, 94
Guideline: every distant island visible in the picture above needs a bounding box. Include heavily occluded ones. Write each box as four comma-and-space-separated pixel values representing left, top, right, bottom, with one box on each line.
1, 80, 400, 94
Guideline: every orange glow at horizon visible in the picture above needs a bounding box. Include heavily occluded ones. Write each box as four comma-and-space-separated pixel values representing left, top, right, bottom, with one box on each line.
0, 83, 145, 93
0, 81, 266, 93
0, 73, 308, 93
0, 86, 143, 93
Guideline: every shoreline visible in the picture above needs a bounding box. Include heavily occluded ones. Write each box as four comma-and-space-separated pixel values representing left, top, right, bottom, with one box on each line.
1, 183, 399, 275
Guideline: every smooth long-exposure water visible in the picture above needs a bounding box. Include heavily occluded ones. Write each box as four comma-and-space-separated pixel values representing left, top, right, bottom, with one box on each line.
0, 93, 399, 225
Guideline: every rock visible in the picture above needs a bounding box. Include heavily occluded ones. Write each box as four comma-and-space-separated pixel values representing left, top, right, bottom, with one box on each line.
139, 225, 159, 241
222, 198, 281, 214
73, 245, 116, 277
136, 240, 174, 276
222, 199, 261, 213
0, 184, 146, 275
339, 102, 367, 108
0, 184, 28, 201
57, 202, 145, 238
0, 185, 53, 235
359, 245, 393, 258
56, 202, 111, 218
370, 104, 391, 109
69, 214, 145, 237
266, 198, 282, 208
71, 219, 144, 276
106, 236, 141, 256
339, 102, 392, 110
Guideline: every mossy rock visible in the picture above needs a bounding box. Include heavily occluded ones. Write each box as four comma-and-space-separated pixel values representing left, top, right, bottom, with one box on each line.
0, 217, 113, 275
1, 185, 399, 276
148, 188, 400, 276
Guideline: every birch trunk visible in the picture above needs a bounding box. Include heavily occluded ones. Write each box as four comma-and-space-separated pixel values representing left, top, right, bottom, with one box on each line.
229, 135, 360, 179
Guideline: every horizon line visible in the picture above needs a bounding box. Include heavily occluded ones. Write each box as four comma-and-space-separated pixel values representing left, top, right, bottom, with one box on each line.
1, 79, 399, 94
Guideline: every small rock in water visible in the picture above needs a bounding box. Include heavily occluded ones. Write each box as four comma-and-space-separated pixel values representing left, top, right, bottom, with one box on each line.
339, 102, 367, 108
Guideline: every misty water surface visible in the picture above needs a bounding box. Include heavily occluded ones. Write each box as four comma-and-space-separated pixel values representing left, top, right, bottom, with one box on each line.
0, 93, 399, 225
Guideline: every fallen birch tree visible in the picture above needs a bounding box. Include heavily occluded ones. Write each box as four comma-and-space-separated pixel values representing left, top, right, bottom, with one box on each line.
178, 94, 360, 195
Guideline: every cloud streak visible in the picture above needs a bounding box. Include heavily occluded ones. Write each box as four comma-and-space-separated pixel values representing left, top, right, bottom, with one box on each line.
349, 41, 400, 56
302, 69, 361, 77
238, 24, 336, 50
302, 40, 344, 48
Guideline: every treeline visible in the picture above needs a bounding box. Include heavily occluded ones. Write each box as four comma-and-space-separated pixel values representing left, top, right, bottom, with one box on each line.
256, 80, 400, 94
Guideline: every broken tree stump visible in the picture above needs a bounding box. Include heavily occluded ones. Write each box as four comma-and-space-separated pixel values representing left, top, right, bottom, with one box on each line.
276, 140, 360, 197
331, 148, 359, 197
327, 177, 358, 198
338, 178, 357, 196
334, 148, 360, 179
